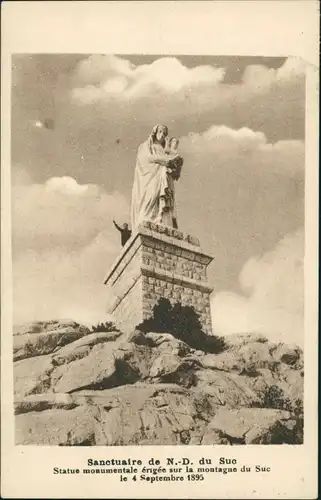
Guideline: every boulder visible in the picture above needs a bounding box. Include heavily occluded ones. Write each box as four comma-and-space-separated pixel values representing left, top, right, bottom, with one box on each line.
124, 330, 154, 346
15, 406, 96, 445
247, 365, 303, 407
145, 332, 191, 356
14, 354, 55, 398
148, 334, 198, 384
195, 369, 260, 407
245, 417, 297, 444
246, 368, 276, 397
203, 407, 298, 444
53, 339, 153, 393
276, 365, 304, 400
200, 351, 245, 373
78, 384, 215, 446
239, 342, 274, 370
13, 319, 86, 336
113, 342, 153, 381
52, 330, 122, 366
150, 356, 201, 387
201, 429, 231, 445
224, 333, 268, 347
201, 340, 274, 374
13, 320, 90, 361
149, 353, 181, 379
272, 343, 302, 366
14, 393, 77, 415
53, 343, 117, 393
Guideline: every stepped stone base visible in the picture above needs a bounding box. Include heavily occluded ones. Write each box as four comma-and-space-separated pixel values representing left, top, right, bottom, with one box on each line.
104, 221, 214, 334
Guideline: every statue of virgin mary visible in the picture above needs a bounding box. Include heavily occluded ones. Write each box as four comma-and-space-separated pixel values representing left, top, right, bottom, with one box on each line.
131, 124, 183, 232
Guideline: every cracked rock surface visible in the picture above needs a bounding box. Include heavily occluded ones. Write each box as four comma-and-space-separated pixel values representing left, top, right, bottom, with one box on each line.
14, 321, 303, 445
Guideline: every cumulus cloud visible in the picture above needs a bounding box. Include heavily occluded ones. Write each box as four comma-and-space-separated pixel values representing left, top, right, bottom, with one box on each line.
13, 233, 116, 326
180, 125, 266, 159
275, 56, 307, 81
71, 55, 225, 103
11, 54, 306, 209
45, 176, 90, 195
211, 228, 304, 346
13, 174, 128, 254
12, 174, 129, 325
70, 56, 305, 136
71, 55, 305, 105
179, 125, 304, 177
241, 56, 306, 92
61, 55, 306, 161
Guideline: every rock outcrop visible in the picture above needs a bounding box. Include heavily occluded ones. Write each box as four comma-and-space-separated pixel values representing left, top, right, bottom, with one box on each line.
13, 320, 90, 361
14, 321, 304, 445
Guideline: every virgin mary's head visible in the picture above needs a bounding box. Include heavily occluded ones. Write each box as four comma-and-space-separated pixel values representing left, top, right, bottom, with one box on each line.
151, 124, 168, 147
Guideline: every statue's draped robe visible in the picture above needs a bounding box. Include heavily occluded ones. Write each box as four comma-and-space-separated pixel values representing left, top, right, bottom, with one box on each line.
131, 140, 177, 232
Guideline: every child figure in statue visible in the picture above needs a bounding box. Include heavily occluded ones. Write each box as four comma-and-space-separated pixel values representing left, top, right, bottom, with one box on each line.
165, 137, 180, 155
165, 137, 183, 181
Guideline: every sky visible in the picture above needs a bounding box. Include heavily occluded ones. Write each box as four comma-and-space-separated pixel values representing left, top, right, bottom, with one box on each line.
11, 54, 305, 345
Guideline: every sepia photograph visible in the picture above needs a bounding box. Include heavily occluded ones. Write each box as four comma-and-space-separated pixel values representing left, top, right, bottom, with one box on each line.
12, 53, 305, 447
1, 2, 318, 498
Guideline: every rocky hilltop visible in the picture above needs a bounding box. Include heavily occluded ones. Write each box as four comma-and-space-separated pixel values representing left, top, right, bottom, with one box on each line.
14, 319, 303, 446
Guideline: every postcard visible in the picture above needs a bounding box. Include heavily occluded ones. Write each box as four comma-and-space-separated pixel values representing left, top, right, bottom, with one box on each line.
1, 1, 319, 498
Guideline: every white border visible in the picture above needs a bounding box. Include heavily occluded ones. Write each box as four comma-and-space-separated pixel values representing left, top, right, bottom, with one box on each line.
1, 2, 319, 498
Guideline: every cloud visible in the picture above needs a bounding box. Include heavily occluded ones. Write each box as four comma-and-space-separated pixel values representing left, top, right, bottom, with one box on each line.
11, 54, 306, 210
69, 56, 305, 144
45, 176, 90, 195
211, 228, 304, 346
71, 55, 225, 104
179, 125, 304, 177
256, 140, 305, 176
180, 125, 266, 159
12, 174, 129, 325
275, 56, 307, 81
71, 55, 305, 105
241, 56, 306, 92
13, 174, 128, 254
175, 123, 304, 302
13, 232, 116, 326
11, 165, 33, 187
60, 55, 306, 159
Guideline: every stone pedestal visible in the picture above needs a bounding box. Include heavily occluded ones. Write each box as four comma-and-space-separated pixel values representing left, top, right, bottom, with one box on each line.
104, 221, 214, 334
